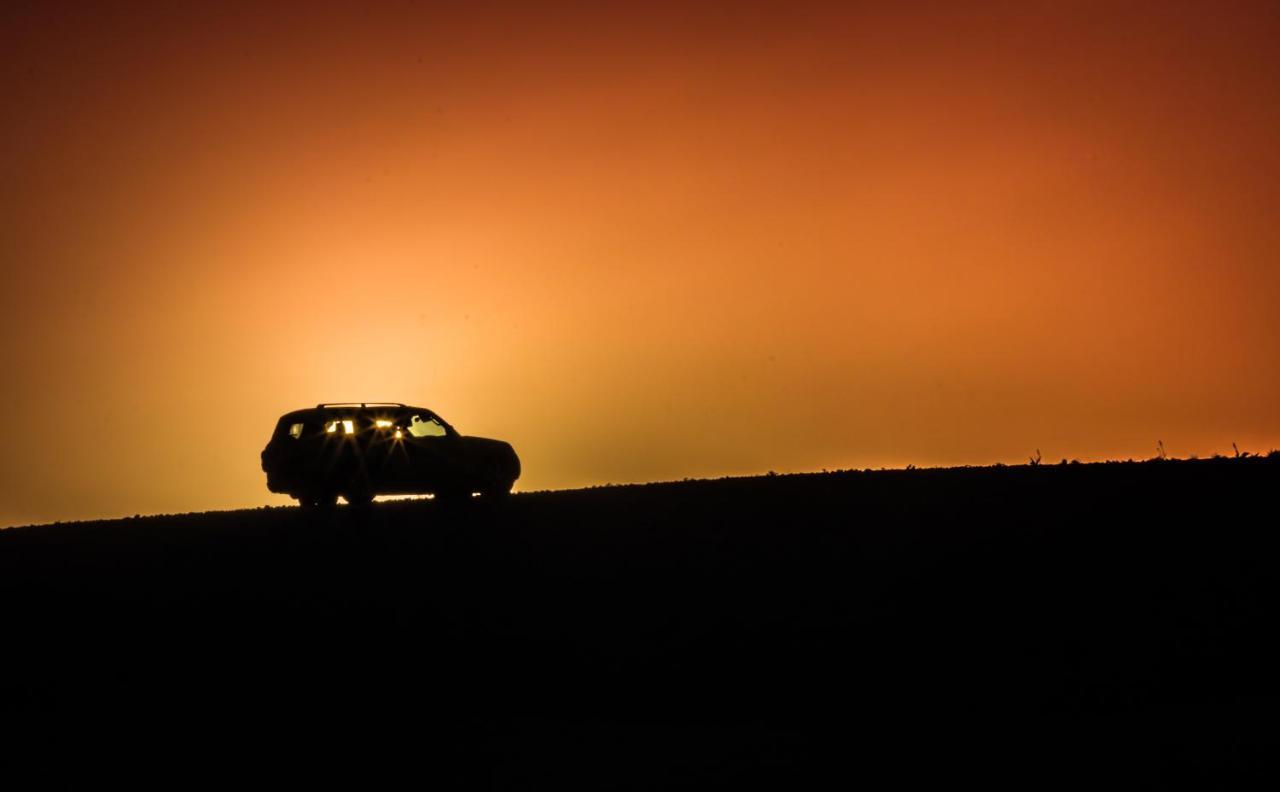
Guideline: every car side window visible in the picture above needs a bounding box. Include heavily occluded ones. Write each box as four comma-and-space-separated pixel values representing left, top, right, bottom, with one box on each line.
324, 419, 356, 435
288, 423, 304, 439
407, 414, 447, 438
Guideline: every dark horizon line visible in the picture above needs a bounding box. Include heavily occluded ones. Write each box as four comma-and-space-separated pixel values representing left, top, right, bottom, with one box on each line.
5, 451, 1277, 532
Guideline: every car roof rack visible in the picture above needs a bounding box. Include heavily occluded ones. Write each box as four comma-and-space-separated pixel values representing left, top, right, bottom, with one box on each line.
316, 402, 407, 409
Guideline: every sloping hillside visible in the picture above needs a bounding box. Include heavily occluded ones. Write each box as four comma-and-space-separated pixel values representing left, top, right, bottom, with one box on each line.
3, 458, 1277, 786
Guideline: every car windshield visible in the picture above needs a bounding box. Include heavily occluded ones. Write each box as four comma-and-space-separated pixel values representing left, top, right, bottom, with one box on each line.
406, 413, 448, 438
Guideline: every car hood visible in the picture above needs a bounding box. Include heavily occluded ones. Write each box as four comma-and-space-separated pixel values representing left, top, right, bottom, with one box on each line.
460, 435, 521, 477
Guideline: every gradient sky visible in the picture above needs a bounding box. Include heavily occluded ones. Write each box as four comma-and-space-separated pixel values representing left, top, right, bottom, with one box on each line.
3, 1, 1279, 526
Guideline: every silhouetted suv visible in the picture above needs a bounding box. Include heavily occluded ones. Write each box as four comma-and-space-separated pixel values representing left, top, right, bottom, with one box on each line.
262, 403, 520, 507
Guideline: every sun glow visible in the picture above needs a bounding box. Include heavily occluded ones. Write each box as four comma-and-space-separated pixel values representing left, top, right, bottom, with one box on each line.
3, 3, 1280, 528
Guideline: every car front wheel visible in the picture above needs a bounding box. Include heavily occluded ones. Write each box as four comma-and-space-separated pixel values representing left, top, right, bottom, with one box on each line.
482, 478, 514, 498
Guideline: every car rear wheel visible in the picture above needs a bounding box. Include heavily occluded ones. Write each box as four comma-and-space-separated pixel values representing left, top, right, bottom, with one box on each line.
343, 489, 375, 508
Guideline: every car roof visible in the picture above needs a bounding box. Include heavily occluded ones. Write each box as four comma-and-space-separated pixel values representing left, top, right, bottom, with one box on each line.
276, 404, 437, 423
314, 402, 407, 409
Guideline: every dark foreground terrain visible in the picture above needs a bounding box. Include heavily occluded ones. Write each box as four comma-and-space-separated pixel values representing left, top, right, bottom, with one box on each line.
3, 458, 1278, 786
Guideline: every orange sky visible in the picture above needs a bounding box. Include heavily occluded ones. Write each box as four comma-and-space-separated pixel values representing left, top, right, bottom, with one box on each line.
3, 2, 1278, 526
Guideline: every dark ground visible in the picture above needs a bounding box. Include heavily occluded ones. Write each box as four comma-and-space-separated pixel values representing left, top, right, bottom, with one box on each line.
3, 458, 1277, 787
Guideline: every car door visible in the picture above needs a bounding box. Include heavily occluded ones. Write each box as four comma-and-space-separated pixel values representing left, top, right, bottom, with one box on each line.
399, 412, 463, 492
353, 413, 402, 490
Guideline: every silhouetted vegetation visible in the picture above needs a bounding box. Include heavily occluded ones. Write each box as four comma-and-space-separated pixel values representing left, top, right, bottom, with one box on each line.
2, 456, 1276, 786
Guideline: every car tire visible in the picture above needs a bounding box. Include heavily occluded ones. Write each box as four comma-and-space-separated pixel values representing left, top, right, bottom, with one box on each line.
482, 478, 514, 498
343, 489, 375, 508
